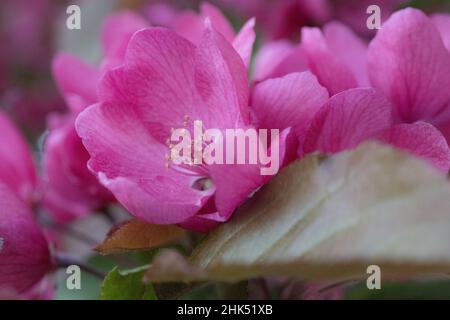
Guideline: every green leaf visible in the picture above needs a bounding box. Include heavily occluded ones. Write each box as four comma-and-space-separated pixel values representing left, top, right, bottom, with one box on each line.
101, 266, 157, 300
145, 142, 450, 283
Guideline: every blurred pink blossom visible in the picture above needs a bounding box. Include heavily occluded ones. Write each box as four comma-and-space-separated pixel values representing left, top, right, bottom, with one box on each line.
217, 0, 404, 39
0, 0, 64, 137
0, 111, 37, 204
0, 184, 53, 295
0, 113, 53, 294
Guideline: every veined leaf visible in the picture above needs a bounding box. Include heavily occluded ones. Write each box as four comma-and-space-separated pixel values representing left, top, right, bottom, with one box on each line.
96, 219, 186, 255
145, 142, 450, 283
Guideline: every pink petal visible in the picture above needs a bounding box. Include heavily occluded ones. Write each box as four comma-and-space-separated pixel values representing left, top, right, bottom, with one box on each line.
208, 162, 266, 221
232, 18, 256, 68
251, 71, 329, 141
301, 26, 358, 95
43, 114, 113, 223
322, 21, 369, 87
99, 26, 249, 144
100, 11, 148, 70
164, 127, 297, 232
431, 13, 450, 52
303, 88, 393, 155
178, 198, 222, 233
99, 27, 199, 143
52, 53, 99, 114
76, 102, 214, 225
0, 111, 37, 203
200, 2, 235, 42
208, 127, 295, 220
379, 122, 450, 172
194, 21, 250, 124
170, 3, 235, 45
0, 184, 52, 293
367, 8, 450, 123
253, 40, 307, 82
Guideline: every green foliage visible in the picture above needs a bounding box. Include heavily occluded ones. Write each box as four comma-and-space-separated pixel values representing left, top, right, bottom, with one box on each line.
100, 266, 157, 300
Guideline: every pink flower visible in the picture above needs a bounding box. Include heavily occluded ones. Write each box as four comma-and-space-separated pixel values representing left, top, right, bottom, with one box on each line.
253, 40, 307, 82
262, 8, 450, 110
1, 0, 56, 72
0, 0, 65, 137
251, 71, 329, 143
301, 21, 369, 95
367, 9, 450, 138
255, 8, 450, 171
255, 20, 369, 92
0, 112, 53, 294
0, 183, 53, 294
46, 4, 254, 223
0, 111, 37, 204
75, 20, 324, 232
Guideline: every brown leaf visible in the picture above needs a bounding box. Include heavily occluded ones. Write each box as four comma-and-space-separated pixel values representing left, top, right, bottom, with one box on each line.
145, 142, 450, 283
96, 219, 186, 255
